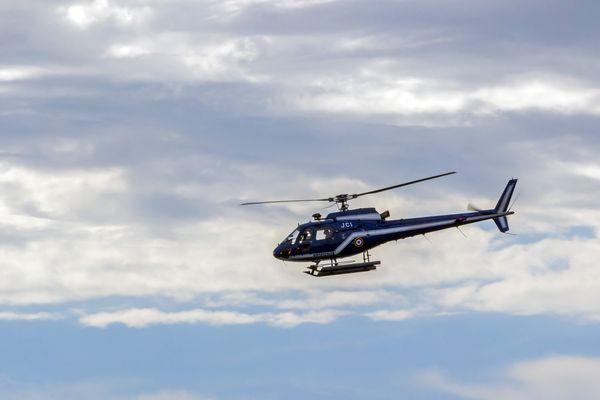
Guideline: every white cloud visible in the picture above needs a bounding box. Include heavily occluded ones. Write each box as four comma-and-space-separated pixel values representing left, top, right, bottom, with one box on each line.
64, 0, 152, 28
565, 162, 600, 181
273, 0, 337, 9
419, 355, 600, 400
0, 161, 125, 220
103, 34, 265, 81
0, 66, 44, 81
429, 236, 600, 318
79, 307, 342, 328
476, 80, 600, 115
366, 309, 418, 321
0, 160, 304, 305
277, 290, 405, 309
134, 391, 212, 400
216, 0, 337, 17
293, 75, 600, 118
0, 311, 62, 321
106, 44, 151, 59
0, 378, 212, 400
204, 289, 405, 310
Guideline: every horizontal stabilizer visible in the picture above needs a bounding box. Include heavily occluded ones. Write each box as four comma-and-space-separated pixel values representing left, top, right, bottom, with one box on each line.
494, 216, 510, 233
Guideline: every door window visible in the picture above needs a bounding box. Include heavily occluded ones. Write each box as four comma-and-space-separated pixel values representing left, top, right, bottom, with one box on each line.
315, 227, 333, 240
297, 228, 314, 243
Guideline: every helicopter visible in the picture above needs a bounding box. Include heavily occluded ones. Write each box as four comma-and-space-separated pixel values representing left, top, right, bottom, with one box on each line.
241, 172, 517, 277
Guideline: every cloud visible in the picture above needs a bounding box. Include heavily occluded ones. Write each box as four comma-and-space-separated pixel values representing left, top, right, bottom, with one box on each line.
203, 289, 406, 310
103, 33, 265, 81
0, 311, 62, 321
566, 162, 600, 181
219, 0, 338, 15
0, 66, 45, 81
134, 391, 212, 400
0, 161, 126, 220
428, 236, 600, 318
2, 144, 600, 323
293, 75, 600, 119
79, 307, 342, 328
24, 1, 590, 122
365, 309, 418, 321
277, 289, 406, 309
1, 137, 600, 325
64, 0, 152, 29
0, 377, 212, 400
1, 0, 600, 328
419, 355, 600, 400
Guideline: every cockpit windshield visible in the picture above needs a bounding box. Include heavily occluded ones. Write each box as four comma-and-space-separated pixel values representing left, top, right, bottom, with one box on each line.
283, 229, 300, 244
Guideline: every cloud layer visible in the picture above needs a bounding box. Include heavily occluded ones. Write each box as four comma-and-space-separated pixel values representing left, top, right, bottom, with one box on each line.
1, 0, 600, 329
420, 355, 600, 400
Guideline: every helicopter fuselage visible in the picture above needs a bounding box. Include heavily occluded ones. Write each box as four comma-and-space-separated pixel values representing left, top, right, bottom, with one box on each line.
273, 206, 513, 262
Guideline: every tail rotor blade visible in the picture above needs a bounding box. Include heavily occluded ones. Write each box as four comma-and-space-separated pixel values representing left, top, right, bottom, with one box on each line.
467, 203, 483, 212
508, 192, 520, 212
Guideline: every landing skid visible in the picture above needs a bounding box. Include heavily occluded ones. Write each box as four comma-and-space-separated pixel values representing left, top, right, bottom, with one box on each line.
304, 250, 381, 277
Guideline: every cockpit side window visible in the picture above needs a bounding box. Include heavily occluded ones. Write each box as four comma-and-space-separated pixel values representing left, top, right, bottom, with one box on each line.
297, 228, 313, 244
284, 229, 300, 244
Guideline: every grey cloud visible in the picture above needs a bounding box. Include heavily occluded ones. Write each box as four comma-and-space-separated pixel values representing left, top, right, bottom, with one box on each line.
3, 0, 596, 88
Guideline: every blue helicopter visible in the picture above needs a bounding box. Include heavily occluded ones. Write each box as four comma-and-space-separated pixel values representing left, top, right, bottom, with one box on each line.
242, 172, 517, 277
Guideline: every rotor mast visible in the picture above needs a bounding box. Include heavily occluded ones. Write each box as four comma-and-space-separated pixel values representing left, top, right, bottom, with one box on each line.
331, 194, 356, 211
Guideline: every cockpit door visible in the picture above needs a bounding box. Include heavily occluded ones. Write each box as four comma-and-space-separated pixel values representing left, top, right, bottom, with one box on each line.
296, 227, 314, 254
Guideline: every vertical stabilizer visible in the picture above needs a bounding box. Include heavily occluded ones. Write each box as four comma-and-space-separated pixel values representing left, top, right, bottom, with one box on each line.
494, 179, 518, 233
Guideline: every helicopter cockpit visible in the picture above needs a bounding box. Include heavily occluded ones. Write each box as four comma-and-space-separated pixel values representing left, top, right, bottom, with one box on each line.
282, 225, 335, 244
274, 223, 337, 259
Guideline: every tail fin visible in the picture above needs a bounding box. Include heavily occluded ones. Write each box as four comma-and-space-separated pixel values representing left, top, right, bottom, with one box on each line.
493, 178, 518, 233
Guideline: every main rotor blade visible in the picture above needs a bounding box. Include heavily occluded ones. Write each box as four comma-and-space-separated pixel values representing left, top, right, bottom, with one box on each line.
240, 198, 331, 206
241, 171, 456, 206
354, 171, 456, 198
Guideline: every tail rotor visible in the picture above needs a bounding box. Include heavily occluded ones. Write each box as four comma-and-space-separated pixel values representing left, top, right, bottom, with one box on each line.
467, 202, 483, 212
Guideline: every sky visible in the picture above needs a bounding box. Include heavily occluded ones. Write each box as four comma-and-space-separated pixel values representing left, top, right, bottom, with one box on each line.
1, 0, 600, 398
